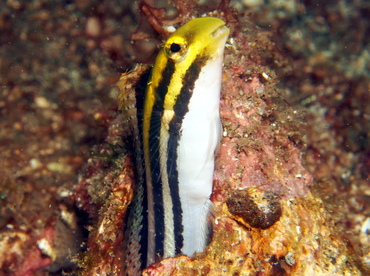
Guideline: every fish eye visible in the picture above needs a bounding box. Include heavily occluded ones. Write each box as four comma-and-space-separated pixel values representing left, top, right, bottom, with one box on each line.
170, 43, 181, 53
165, 40, 187, 62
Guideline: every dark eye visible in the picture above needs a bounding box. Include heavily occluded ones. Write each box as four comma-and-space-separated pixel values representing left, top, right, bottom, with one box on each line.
170, 43, 181, 53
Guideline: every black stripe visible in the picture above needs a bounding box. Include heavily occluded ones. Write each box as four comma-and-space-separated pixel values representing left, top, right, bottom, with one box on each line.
169, 58, 206, 133
166, 134, 183, 254
167, 57, 206, 253
149, 60, 176, 259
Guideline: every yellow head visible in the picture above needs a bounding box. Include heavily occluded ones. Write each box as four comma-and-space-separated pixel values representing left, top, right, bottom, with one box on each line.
162, 17, 230, 64
146, 17, 229, 112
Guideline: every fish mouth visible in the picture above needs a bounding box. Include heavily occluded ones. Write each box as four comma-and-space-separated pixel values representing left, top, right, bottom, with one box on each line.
211, 24, 230, 39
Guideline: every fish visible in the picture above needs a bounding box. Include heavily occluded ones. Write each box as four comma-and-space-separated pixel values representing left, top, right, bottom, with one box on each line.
120, 17, 229, 275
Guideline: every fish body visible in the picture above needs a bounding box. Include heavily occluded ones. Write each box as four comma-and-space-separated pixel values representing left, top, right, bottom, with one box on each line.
123, 17, 229, 275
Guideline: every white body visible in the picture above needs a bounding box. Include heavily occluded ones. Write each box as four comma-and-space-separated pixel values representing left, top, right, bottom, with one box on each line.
177, 53, 224, 256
